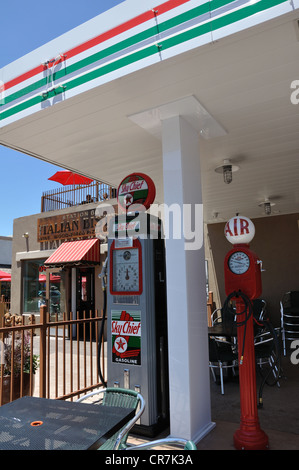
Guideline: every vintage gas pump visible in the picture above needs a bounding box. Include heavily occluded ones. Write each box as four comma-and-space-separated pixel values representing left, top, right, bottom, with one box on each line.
223, 215, 269, 450
105, 173, 169, 436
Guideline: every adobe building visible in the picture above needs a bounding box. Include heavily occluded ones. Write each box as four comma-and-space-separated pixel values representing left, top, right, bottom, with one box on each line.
10, 187, 116, 322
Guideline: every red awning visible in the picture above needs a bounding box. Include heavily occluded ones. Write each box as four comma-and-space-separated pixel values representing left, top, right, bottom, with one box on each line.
0, 270, 11, 282
44, 239, 101, 266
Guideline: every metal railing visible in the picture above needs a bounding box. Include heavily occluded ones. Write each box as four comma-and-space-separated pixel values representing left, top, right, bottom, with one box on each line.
0, 306, 107, 405
41, 181, 117, 212
0, 296, 10, 314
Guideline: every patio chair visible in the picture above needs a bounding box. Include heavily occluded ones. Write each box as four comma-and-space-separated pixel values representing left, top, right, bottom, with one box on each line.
211, 308, 223, 325
252, 299, 267, 321
254, 319, 282, 406
209, 336, 238, 394
127, 437, 197, 450
76, 387, 145, 450
280, 291, 299, 356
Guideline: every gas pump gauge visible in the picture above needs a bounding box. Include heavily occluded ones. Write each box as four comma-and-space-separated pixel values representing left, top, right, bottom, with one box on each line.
113, 249, 139, 292
228, 251, 250, 275
110, 239, 142, 295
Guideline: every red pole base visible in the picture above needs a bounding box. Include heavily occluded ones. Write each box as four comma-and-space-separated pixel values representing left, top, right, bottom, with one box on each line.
233, 298, 269, 451
234, 420, 269, 450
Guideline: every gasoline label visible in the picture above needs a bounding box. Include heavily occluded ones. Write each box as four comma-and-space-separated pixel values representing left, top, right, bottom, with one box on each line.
111, 310, 141, 366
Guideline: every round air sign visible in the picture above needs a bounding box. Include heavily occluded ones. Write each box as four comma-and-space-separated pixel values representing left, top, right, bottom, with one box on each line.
117, 173, 156, 212
224, 215, 255, 245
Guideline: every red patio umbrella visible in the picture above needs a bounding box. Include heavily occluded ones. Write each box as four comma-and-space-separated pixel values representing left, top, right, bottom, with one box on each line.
48, 170, 93, 186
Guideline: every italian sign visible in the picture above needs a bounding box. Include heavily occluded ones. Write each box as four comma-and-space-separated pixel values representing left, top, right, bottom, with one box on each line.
111, 310, 141, 366
117, 173, 156, 212
37, 209, 97, 242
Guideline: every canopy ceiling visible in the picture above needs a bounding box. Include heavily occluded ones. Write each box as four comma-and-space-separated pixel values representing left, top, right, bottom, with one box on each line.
1, 9, 299, 223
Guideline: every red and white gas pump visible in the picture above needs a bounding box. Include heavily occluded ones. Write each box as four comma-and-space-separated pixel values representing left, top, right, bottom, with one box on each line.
224, 215, 269, 450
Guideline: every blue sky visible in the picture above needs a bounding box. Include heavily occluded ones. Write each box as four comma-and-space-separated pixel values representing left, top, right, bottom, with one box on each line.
0, 0, 124, 236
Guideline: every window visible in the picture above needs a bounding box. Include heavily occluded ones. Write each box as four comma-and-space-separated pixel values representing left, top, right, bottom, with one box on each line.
23, 260, 47, 314
0, 282, 10, 300
23, 260, 65, 317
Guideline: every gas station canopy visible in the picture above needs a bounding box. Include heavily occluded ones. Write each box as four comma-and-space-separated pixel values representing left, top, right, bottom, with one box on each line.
0, 0, 299, 222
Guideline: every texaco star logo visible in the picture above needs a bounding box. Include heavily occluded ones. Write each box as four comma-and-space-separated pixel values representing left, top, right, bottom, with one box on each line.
124, 194, 133, 206
114, 337, 128, 353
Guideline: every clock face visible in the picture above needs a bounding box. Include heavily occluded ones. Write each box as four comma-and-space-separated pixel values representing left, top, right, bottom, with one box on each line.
112, 248, 140, 292
228, 251, 250, 275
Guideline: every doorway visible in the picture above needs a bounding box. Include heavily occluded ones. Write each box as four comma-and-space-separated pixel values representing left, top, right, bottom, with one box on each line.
44, 267, 69, 336
76, 267, 95, 340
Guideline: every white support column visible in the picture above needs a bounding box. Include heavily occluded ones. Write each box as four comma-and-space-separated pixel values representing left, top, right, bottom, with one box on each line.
161, 115, 215, 442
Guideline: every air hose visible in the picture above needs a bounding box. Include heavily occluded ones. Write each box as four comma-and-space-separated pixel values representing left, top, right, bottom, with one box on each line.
223, 290, 253, 364
223, 291, 281, 407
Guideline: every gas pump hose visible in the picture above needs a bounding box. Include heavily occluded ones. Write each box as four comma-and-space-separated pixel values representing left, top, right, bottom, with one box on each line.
98, 257, 108, 388
98, 286, 107, 388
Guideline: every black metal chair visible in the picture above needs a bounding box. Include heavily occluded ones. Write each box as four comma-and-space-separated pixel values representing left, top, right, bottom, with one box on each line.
252, 299, 267, 322
211, 302, 236, 328
209, 336, 238, 395
254, 319, 282, 406
280, 291, 299, 356
211, 308, 223, 325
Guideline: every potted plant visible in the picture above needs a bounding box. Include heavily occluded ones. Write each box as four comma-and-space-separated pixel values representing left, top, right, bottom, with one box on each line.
1, 331, 39, 404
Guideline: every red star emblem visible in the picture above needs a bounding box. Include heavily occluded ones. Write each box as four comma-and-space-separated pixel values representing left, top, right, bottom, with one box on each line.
114, 337, 128, 353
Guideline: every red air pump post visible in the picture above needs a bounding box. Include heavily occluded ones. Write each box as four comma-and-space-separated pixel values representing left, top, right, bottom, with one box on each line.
223, 216, 269, 450
233, 296, 268, 450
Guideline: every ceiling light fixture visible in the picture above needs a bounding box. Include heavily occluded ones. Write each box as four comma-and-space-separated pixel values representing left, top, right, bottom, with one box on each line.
215, 159, 240, 184
258, 199, 275, 215
264, 202, 272, 215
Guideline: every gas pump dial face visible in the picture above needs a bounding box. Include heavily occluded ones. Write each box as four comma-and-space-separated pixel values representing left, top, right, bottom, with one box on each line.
228, 251, 250, 275
112, 248, 140, 292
